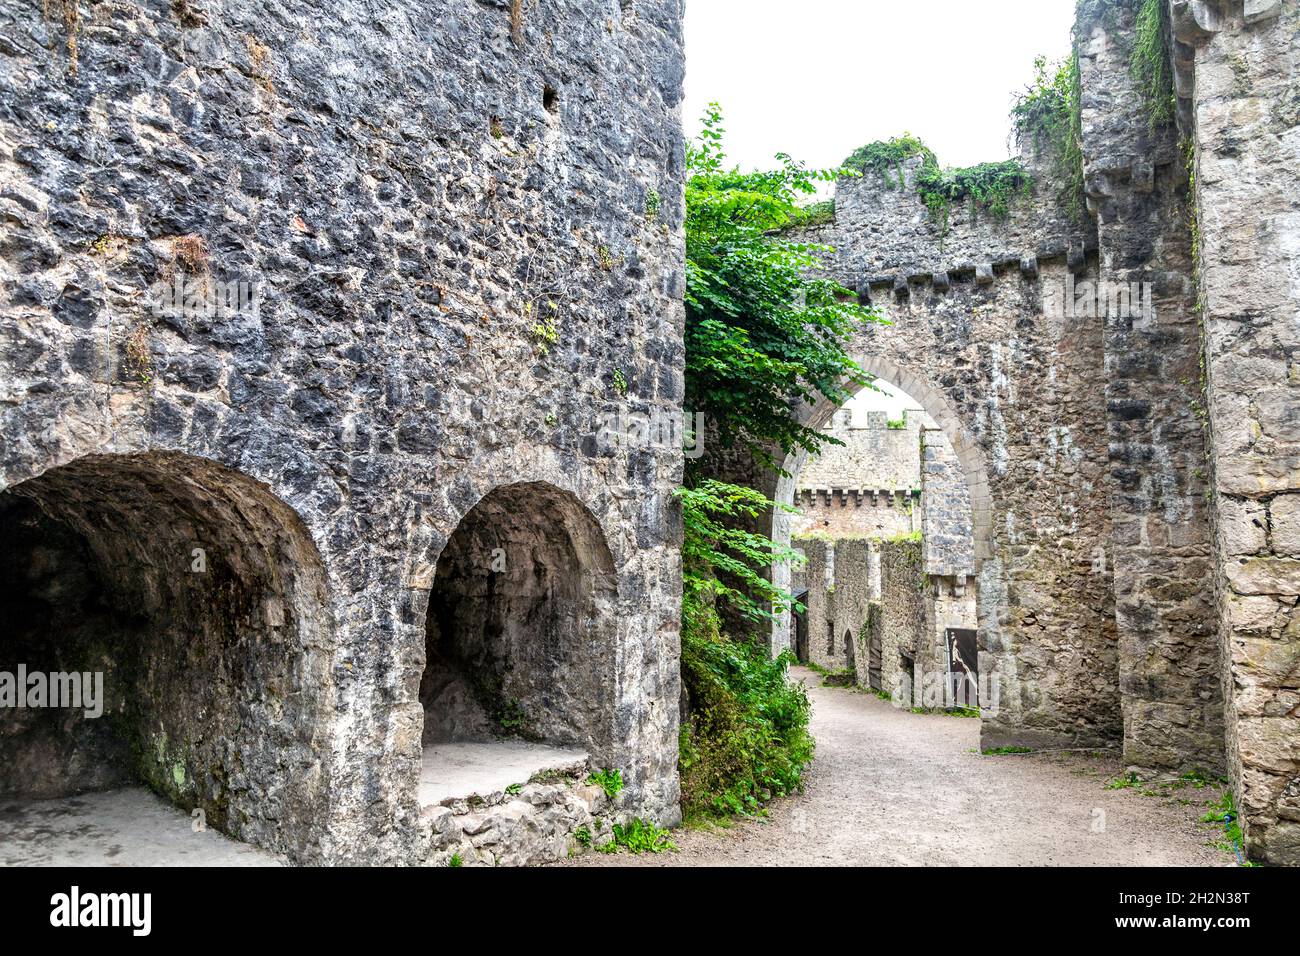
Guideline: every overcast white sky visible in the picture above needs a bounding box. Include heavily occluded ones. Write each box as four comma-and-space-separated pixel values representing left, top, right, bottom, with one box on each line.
683, 0, 1077, 175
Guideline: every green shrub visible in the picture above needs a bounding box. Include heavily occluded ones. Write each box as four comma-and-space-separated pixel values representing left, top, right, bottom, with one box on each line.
599, 818, 677, 854
585, 768, 624, 800
785, 198, 836, 229
842, 134, 936, 188
679, 600, 814, 821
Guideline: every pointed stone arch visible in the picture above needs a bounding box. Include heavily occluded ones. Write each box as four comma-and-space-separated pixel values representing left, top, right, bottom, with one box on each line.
772, 356, 992, 654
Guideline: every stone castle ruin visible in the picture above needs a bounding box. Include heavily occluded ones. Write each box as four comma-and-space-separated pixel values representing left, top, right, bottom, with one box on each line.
761, 0, 1298, 865
788, 405, 978, 708
0, 0, 1296, 867
0, 0, 686, 865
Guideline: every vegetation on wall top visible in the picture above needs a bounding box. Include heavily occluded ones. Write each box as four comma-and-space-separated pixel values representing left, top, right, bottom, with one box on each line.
842, 134, 936, 189
1131, 0, 1176, 131
842, 133, 1030, 235
914, 158, 1030, 233
1011, 53, 1086, 222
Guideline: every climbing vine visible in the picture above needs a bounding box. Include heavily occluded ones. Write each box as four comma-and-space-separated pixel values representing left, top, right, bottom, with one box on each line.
1131, 0, 1176, 130
1011, 53, 1086, 222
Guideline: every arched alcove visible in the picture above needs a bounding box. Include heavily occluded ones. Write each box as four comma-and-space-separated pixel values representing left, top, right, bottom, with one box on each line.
416, 481, 618, 805
0, 452, 335, 860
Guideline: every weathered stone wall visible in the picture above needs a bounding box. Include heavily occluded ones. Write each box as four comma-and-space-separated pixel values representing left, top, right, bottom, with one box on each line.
792, 408, 922, 538
0, 0, 686, 864
920, 425, 975, 578
921, 575, 979, 703
793, 487, 918, 539
1168, 0, 1300, 865
796, 537, 839, 671
830, 538, 873, 681
1077, 0, 1224, 778
772, 261, 1120, 751
829, 143, 1088, 281
878, 538, 926, 702
798, 409, 924, 491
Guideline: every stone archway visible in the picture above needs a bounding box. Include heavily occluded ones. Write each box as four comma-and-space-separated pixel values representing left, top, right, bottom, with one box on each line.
772, 356, 991, 656
415, 481, 619, 807
0, 451, 336, 861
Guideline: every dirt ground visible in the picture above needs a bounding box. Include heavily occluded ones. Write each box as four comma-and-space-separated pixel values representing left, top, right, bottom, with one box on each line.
2, 667, 1232, 867
563, 666, 1232, 867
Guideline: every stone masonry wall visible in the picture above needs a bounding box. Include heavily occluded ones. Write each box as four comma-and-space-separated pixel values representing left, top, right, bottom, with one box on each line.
830, 538, 873, 681
920, 424, 975, 578
878, 538, 926, 702
770, 260, 1120, 751
793, 408, 922, 538
1170, 0, 1300, 865
1077, 0, 1224, 777
0, 0, 686, 864
799, 408, 924, 491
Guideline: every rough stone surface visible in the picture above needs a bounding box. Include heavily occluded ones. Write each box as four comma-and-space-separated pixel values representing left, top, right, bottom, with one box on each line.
791, 408, 923, 539
0, 0, 686, 864
418, 759, 619, 867
875, 539, 926, 702
1078, 0, 1224, 784
768, 261, 1121, 753
1175, 0, 1300, 865
919, 424, 975, 579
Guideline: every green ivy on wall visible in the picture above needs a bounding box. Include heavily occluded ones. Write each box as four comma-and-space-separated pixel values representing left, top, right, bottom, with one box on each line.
1011, 53, 1086, 222
842, 134, 1030, 236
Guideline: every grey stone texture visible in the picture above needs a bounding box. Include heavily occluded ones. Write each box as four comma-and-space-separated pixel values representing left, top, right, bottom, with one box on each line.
920, 424, 975, 579
769, 261, 1121, 753
419, 755, 619, 867
1078, 0, 1224, 790
876, 539, 926, 704
1169, 0, 1300, 865
0, 0, 686, 864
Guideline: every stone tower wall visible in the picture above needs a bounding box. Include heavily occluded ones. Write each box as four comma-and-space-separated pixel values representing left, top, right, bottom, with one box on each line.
0, 0, 686, 864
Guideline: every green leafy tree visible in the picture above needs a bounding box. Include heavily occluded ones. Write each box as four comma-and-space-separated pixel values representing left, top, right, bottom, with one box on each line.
685, 104, 878, 473
676, 108, 877, 821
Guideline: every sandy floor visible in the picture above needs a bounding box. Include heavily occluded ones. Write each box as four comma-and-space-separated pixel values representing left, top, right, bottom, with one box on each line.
0, 789, 283, 866
563, 667, 1231, 867
419, 741, 588, 806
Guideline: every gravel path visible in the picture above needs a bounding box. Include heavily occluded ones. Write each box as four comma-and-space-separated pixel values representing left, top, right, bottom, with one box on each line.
566, 667, 1230, 867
